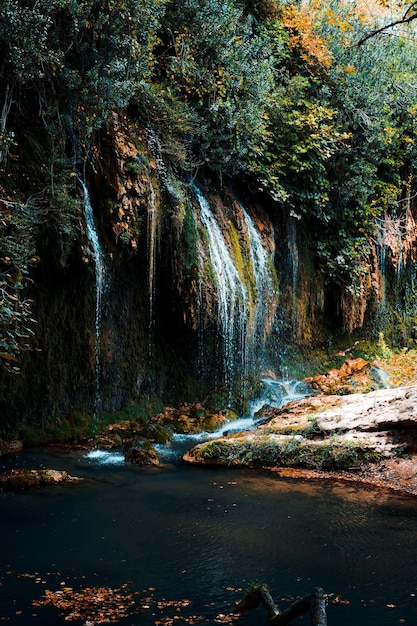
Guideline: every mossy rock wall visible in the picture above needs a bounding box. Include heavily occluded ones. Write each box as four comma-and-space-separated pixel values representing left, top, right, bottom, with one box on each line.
2, 129, 417, 437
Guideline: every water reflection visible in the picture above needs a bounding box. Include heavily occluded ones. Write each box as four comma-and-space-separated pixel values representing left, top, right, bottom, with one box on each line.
1, 448, 417, 625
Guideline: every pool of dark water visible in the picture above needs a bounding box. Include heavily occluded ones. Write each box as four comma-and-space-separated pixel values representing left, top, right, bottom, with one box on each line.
1, 445, 417, 625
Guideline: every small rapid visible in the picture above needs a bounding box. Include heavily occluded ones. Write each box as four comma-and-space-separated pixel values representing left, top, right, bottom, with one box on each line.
83, 449, 125, 466
158, 375, 311, 463
82, 374, 311, 466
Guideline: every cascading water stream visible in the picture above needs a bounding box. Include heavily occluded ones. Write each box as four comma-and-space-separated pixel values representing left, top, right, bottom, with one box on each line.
78, 178, 107, 415
240, 204, 277, 361
193, 185, 249, 386
193, 185, 279, 391
147, 182, 157, 356
151, 374, 311, 463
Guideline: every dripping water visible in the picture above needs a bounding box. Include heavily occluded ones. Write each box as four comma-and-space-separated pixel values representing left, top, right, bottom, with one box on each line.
146, 128, 183, 202
147, 182, 157, 356
240, 204, 278, 367
193, 185, 249, 389
78, 178, 107, 415
287, 217, 299, 331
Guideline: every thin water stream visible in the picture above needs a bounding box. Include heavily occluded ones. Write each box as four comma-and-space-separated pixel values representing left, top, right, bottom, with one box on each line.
78, 178, 107, 414
1, 379, 417, 625
147, 183, 157, 355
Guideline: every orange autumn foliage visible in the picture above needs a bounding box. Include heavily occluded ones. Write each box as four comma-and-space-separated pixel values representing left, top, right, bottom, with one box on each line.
281, 4, 332, 68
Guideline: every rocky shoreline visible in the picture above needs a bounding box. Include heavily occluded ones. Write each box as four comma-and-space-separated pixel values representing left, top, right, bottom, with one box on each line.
183, 382, 417, 496
2, 356, 417, 496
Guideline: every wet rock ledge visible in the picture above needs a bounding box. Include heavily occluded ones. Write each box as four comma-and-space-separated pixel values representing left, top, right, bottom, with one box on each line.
184, 385, 417, 495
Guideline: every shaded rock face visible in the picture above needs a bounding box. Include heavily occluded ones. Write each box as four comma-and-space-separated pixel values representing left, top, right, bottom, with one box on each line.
0, 439, 22, 456
92, 420, 146, 450
2, 111, 417, 434
124, 438, 159, 465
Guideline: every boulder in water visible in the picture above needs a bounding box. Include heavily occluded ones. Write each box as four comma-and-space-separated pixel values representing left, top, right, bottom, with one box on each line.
152, 403, 233, 434
124, 438, 159, 465
0, 469, 83, 490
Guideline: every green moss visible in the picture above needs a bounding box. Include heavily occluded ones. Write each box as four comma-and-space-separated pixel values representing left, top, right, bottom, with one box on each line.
181, 200, 200, 273
98, 396, 164, 424
124, 153, 149, 174
23, 412, 94, 446
20, 397, 168, 447
200, 440, 236, 463
227, 221, 257, 317
198, 436, 381, 470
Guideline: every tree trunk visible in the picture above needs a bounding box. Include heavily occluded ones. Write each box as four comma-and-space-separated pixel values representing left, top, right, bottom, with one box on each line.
235, 584, 327, 626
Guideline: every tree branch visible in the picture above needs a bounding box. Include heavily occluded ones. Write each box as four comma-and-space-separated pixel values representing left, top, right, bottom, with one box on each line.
357, 6, 417, 45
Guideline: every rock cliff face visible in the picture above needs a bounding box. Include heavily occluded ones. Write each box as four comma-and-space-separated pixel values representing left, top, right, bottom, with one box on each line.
1, 113, 417, 435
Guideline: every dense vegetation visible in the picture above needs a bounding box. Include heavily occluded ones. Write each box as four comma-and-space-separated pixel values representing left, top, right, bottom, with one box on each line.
1, 0, 417, 370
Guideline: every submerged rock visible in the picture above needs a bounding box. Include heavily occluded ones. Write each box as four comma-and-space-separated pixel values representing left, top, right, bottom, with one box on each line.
0, 469, 83, 490
91, 419, 170, 450
124, 438, 159, 465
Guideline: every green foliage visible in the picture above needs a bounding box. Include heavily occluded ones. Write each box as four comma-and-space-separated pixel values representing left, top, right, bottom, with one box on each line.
156, 0, 274, 173
0, 197, 43, 371
1, 0, 417, 364
311, 0, 417, 284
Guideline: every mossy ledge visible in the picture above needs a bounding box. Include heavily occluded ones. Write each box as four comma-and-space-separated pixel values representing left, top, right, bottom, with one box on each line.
184, 435, 382, 471
184, 385, 417, 477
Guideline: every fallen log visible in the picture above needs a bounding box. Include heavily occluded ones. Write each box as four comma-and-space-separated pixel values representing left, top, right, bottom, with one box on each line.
235, 584, 327, 625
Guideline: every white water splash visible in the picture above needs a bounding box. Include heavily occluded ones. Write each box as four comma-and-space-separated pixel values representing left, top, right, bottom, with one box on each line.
78, 178, 107, 414
155, 375, 311, 462
371, 366, 390, 389
83, 449, 125, 466
194, 185, 249, 386
249, 376, 311, 416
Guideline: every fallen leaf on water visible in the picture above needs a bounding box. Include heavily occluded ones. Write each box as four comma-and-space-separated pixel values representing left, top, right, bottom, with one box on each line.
33, 584, 138, 623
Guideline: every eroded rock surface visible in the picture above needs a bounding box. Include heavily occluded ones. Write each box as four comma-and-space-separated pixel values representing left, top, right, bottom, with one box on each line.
303, 357, 380, 395
152, 403, 236, 434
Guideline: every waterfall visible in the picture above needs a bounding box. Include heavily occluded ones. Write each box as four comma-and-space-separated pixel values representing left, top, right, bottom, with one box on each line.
193, 185, 249, 387
147, 182, 157, 356
78, 178, 107, 414
240, 204, 278, 361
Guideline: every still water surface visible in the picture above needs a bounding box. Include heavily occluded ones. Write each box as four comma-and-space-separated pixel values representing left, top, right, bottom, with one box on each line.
1, 441, 417, 625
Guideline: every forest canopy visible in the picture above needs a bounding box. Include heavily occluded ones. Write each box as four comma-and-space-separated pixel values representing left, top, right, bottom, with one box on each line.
1, 0, 417, 366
